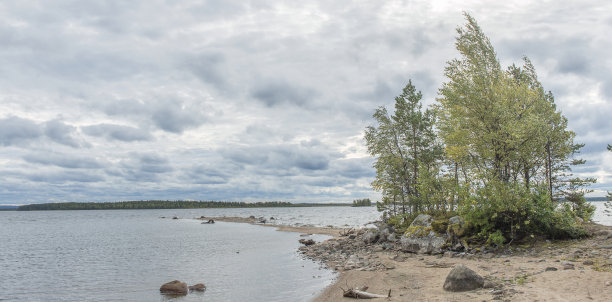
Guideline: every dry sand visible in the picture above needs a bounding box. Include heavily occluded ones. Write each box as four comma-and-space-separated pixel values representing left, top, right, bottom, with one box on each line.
198, 216, 612, 301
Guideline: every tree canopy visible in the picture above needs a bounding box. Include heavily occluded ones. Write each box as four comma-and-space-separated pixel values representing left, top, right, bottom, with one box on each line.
366, 13, 594, 244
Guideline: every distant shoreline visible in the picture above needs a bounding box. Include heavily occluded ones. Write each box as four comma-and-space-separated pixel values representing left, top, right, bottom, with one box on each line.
14, 200, 355, 211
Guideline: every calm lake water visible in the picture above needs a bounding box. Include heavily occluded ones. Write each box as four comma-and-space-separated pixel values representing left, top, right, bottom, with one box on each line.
0, 206, 379, 302
0, 204, 610, 302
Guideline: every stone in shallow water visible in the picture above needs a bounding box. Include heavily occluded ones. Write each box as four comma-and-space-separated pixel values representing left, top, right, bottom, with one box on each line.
160, 280, 187, 295
189, 283, 206, 292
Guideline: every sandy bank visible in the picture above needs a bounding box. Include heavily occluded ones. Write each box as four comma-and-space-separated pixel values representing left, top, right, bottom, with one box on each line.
197, 216, 612, 301
197, 215, 348, 237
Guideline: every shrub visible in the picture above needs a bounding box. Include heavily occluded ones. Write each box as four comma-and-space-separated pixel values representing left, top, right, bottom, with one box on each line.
459, 182, 588, 244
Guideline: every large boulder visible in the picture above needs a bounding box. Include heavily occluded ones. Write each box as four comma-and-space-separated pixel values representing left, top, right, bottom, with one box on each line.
160, 280, 188, 295
400, 214, 448, 254
443, 265, 484, 292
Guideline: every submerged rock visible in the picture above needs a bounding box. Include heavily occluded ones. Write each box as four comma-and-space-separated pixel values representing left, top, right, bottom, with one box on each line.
160, 280, 188, 295
299, 239, 315, 246
443, 265, 484, 292
189, 283, 206, 292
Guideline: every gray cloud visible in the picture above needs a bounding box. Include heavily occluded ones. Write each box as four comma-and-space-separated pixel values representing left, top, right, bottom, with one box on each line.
43, 119, 87, 148
23, 152, 103, 169
0, 116, 43, 146
82, 124, 153, 142
27, 171, 105, 184
251, 80, 318, 108
1, 1, 611, 204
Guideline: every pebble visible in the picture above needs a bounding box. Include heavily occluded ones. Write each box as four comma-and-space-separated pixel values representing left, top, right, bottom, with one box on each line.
582, 260, 594, 265
545, 267, 558, 272
563, 263, 575, 270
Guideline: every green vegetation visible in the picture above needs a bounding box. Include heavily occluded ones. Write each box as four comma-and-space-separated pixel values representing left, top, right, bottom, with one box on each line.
366, 13, 596, 245
352, 198, 372, 207
17, 200, 351, 211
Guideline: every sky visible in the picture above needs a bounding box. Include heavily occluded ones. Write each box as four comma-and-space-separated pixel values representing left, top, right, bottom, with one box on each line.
1, 0, 611, 205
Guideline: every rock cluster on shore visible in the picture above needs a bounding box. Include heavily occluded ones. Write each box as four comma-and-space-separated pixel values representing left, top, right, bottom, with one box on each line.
299, 217, 612, 275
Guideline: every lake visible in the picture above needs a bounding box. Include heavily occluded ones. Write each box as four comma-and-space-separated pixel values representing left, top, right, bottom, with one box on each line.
0, 206, 379, 302
0, 204, 610, 302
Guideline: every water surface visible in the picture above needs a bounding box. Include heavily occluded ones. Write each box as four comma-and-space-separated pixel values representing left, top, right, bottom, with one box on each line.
0, 207, 378, 302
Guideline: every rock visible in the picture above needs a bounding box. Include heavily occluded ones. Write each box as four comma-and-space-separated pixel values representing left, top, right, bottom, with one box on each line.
606, 281, 612, 286
583, 260, 594, 265
160, 280, 188, 295
545, 267, 558, 272
172, 216, 179, 220
400, 232, 447, 254
378, 227, 392, 243
270, 217, 275, 220
483, 279, 498, 289
562, 263, 575, 270
447, 216, 466, 237
299, 239, 315, 246
249, 215, 256, 219
362, 231, 379, 244
400, 214, 448, 254
443, 265, 484, 292
188, 283, 206, 291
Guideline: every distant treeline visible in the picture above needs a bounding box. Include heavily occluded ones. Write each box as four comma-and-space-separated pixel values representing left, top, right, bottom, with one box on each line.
16, 200, 352, 211
352, 198, 372, 207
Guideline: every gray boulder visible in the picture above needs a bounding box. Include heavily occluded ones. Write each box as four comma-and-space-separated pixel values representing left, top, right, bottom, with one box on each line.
362, 230, 379, 244
443, 265, 484, 292
400, 214, 448, 254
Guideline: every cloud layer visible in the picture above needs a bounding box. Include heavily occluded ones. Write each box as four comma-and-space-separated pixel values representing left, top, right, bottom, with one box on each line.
1, 0, 611, 204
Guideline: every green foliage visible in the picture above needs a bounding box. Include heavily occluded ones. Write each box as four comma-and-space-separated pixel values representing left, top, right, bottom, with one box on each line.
386, 212, 419, 234
366, 13, 593, 246
365, 80, 443, 217
565, 191, 595, 221
459, 184, 588, 241
431, 219, 449, 234
352, 198, 372, 207
487, 230, 506, 246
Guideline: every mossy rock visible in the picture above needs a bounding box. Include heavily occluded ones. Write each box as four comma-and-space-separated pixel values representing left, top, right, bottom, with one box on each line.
432, 220, 449, 234
447, 216, 467, 237
405, 225, 433, 238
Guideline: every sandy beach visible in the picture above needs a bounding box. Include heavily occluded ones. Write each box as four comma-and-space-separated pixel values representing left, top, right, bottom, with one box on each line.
200, 216, 612, 302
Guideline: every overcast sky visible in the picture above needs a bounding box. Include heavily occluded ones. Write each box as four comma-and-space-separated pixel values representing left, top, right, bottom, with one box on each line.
1, 0, 611, 205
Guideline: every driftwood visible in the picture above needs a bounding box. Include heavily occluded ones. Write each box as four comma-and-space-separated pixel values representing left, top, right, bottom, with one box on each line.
423, 261, 454, 268
341, 286, 391, 299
